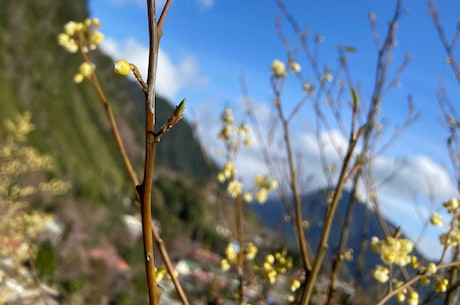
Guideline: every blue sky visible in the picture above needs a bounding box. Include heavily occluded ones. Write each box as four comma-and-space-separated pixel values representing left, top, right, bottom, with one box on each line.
88, 0, 460, 259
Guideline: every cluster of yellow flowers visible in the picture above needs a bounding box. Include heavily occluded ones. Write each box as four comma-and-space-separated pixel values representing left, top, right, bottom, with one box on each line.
370, 197, 460, 305
155, 266, 178, 283
220, 241, 258, 272
434, 198, 460, 248
253, 174, 278, 204
394, 281, 419, 305
371, 236, 414, 268
271, 58, 333, 94
253, 249, 293, 284
57, 19, 104, 83
216, 107, 252, 199
58, 19, 104, 53
217, 107, 251, 147
271, 59, 301, 78
0, 113, 69, 300
216, 108, 279, 202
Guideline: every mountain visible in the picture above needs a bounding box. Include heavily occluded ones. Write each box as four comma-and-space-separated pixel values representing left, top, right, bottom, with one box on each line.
250, 188, 431, 302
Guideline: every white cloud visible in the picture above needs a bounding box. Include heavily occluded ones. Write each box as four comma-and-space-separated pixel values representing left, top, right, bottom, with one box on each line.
196, 0, 214, 9
100, 37, 207, 100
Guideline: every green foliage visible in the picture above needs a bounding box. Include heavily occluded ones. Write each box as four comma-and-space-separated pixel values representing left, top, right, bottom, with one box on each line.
34, 241, 57, 280
153, 174, 222, 247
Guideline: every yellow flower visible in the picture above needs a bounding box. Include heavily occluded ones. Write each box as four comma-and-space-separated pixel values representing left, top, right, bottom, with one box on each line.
271, 59, 287, 78
426, 262, 437, 275
73, 73, 84, 84
90, 31, 104, 46
155, 266, 166, 282
225, 243, 238, 263
64, 21, 83, 36
434, 278, 448, 293
227, 180, 242, 198
323, 72, 333, 82
289, 61, 301, 73
243, 138, 251, 147
420, 277, 430, 286
256, 188, 268, 204
92, 18, 101, 26
373, 265, 389, 283
269, 179, 278, 190
243, 191, 253, 202
443, 197, 459, 210
245, 242, 258, 260
396, 291, 406, 303
220, 259, 230, 272
265, 254, 275, 265
406, 291, 419, 305
290, 279, 301, 292
114, 59, 132, 76
79, 62, 95, 78
430, 213, 443, 226
222, 161, 236, 179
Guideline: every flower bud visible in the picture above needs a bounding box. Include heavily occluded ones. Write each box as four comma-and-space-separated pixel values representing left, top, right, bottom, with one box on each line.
114, 59, 131, 76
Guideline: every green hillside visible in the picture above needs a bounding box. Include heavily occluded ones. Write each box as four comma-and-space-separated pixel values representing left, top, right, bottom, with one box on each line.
0, 0, 213, 202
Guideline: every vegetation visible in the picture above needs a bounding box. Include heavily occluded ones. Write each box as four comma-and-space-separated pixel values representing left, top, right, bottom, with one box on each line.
1, 0, 460, 305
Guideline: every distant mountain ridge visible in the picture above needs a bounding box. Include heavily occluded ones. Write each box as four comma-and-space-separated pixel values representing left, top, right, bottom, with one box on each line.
250, 188, 429, 292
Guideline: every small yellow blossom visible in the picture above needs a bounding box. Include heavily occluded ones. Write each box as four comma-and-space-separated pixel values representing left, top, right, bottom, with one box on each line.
114, 59, 132, 76
323, 72, 333, 82
434, 278, 448, 293
256, 188, 268, 204
79, 62, 95, 78
290, 279, 301, 292
406, 291, 419, 305
221, 259, 230, 272
265, 254, 275, 265
430, 213, 443, 226
373, 265, 389, 283
267, 270, 277, 284
271, 59, 287, 78
420, 276, 430, 286
64, 21, 83, 36
269, 179, 278, 190
155, 266, 167, 282
443, 197, 459, 211
439, 230, 460, 248
244, 242, 258, 260
218, 125, 232, 140
222, 161, 236, 180
243, 138, 251, 147
289, 61, 301, 73
90, 31, 104, 46
221, 107, 234, 124
227, 180, 242, 198
73, 73, 84, 84
225, 243, 238, 263
303, 82, 315, 93
243, 191, 253, 202
396, 292, 406, 303
426, 262, 437, 275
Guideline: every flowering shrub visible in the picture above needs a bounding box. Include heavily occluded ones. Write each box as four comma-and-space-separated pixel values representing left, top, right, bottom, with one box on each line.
0, 113, 69, 303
